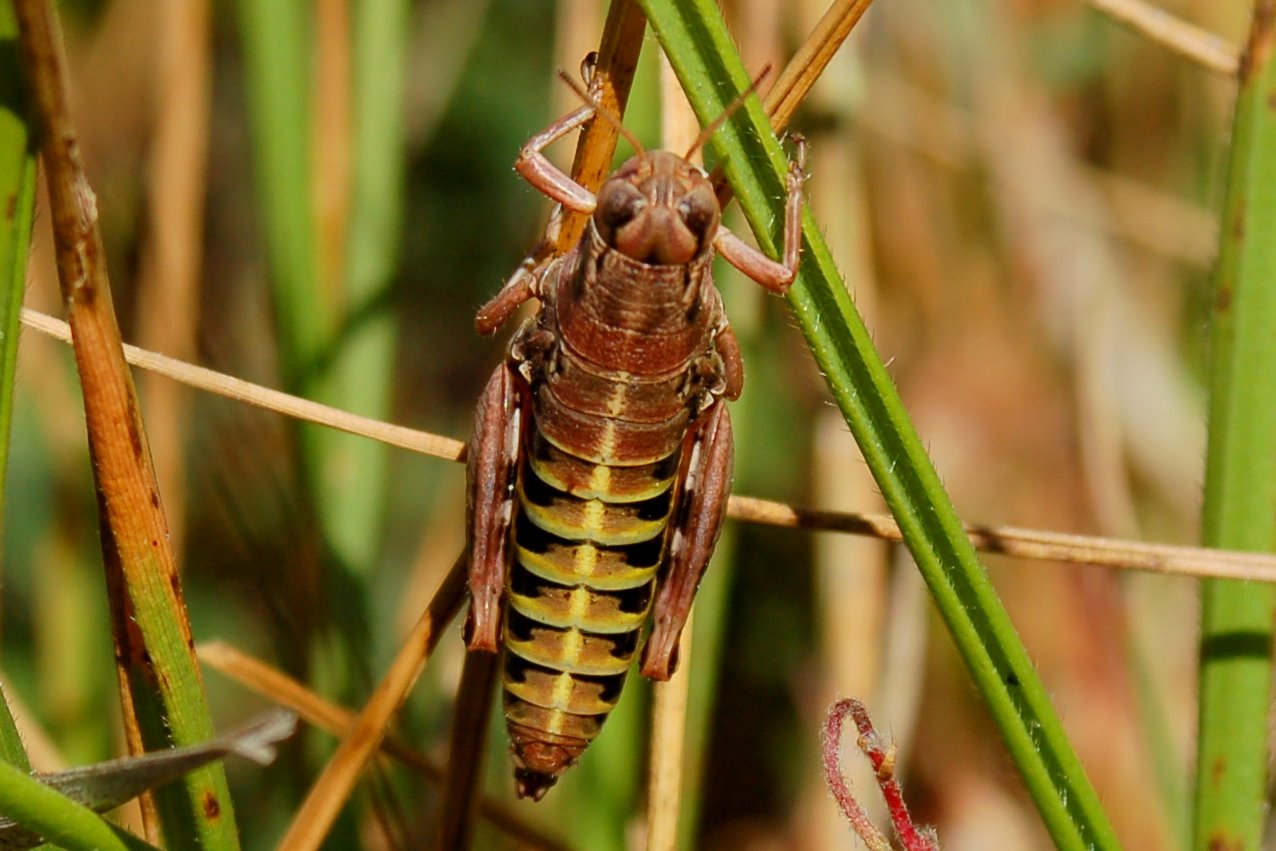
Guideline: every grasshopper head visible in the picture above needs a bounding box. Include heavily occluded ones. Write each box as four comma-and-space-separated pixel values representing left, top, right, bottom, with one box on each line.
594, 151, 720, 266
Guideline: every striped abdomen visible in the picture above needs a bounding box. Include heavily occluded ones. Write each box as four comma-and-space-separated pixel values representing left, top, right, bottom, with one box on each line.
501, 413, 682, 797
499, 225, 724, 798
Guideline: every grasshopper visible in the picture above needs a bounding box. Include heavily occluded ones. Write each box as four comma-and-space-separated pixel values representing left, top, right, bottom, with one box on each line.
464, 67, 805, 800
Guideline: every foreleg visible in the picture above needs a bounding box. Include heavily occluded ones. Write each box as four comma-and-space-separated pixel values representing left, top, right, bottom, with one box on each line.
641, 402, 734, 680
714, 135, 807, 293
513, 105, 599, 215
478, 92, 608, 336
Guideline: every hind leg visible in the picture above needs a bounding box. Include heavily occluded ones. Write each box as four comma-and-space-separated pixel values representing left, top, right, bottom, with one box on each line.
465, 362, 528, 652
641, 401, 733, 680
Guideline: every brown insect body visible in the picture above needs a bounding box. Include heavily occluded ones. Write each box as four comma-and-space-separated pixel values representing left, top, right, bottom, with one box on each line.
466, 96, 804, 800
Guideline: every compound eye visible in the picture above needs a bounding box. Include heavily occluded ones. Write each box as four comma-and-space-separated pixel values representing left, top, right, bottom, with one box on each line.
677, 193, 717, 244
595, 184, 646, 243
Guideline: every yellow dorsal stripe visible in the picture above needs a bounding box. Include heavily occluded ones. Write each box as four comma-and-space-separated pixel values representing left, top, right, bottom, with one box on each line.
516, 544, 657, 590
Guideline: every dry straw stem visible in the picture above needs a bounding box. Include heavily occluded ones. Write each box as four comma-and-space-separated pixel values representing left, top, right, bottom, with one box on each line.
195, 642, 570, 851
275, 553, 466, 850
724, 496, 1276, 581
313, 0, 351, 303
1087, 0, 1240, 75
134, 0, 211, 555
645, 608, 693, 851
13, 0, 234, 845
709, 0, 873, 206
643, 58, 701, 851
436, 648, 499, 849
21, 307, 466, 459
764, 0, 874, 131
21, 304, 1276, 585
537, 0, 646, 261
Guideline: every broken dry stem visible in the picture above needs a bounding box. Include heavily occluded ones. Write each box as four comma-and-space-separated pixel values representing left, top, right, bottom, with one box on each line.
436, 649, 499, 850
546, 0, 646, 255
13, 0, 236, 846
275, 553, 466, 851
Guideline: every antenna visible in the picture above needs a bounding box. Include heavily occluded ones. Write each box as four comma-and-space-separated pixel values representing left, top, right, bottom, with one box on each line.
683, 64, 772, 160
556, 69, 647, 161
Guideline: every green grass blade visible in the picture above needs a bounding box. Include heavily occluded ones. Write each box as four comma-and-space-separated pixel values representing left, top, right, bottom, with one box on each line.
638, 2, 1120, 847
0, 760, 160, 851
0, 0, 38, 775
0, 5, 35, 528
1192, 8, 1276, 849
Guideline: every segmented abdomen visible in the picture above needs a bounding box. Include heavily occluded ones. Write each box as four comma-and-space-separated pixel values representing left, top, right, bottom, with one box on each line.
501, 409, 681, 789
499, 234, 722, 798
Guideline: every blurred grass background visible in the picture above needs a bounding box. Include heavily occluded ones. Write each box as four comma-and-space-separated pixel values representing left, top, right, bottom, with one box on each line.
3, 0, 1254, 847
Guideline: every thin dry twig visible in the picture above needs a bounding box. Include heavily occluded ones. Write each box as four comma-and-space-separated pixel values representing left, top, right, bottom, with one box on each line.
725, 496, 1276, 580
276, 553, 467, 850
1086, 0, 1239, 75
20, 307, 467, 460
196, 642, 570, 851
21, 305, 1276, 584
